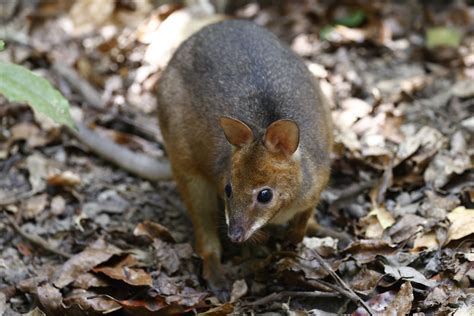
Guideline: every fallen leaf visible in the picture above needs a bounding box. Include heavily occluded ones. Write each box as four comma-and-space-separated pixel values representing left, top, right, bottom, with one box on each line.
47, 170, 81, 187
144, 5, 225, 68
69, 0, 115, 35
383, 282, 413, 315
350, 267, 383, 293
62, 288, 121, 313
22, 194, 48, 219
230, 279, 248, 303
37, 283, 62, 316
105, 295, 185, 315
93, 254, 152, 287
153, 239, 181, 274
446, 206, 474, 243
344, 240, 397, 264
413, 232, 439, 251
53, 239, 122, 288
388, 214, 426, 244
73, 272, 110, 289
134, 220, 176, 243
383, 265, 436, 287
368, 206, 395, 229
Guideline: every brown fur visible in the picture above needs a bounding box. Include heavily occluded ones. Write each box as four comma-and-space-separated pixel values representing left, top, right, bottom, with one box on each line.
157, 20, 332, 297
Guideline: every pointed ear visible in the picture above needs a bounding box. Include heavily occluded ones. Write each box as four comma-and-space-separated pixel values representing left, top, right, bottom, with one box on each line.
264, 119, 300, 155
219, 116, 254, 147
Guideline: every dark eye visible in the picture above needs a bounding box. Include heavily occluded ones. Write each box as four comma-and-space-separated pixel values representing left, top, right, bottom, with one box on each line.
225, 184, 232, 198
257, 189, 273, 203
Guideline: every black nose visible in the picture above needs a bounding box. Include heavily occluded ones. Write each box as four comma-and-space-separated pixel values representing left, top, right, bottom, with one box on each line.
228, 226, 245, 243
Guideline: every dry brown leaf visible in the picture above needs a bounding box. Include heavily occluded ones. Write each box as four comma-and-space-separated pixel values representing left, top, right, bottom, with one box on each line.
62, 288, 121, 313
344, 240, 397, 264
22, 194, 48, 219
69, 0, 115, 34
144, 5, 225, 68
413, 232, 439, 251
383, 282, 413, 315
37, 283, 62, 316
446, 206, 474, 243
47, 170, 81, 187
350, 267, 383, 293
73, 272, 110, 289
388, 214, 426, 244
53, 239, 122, 288
93, 254, 152, 287
369, 206, 396, 229
10, 122, 48, 147
395, 126, 445, 166
134, 220, 176, 243
105, 295, 185, 315
360, 214, 385, 239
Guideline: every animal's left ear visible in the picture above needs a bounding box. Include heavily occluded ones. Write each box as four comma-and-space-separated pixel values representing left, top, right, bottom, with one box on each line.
264, 119, 299, 155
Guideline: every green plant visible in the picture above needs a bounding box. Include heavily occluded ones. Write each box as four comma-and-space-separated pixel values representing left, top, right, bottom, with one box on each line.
0, 41, 75, 129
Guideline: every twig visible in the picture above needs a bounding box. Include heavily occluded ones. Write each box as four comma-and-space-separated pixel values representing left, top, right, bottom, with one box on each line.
52, 62, 173, 182
52, 63, 103, 109
246, 290, 339, 307
66, 123, 172, 181
6, 215, 72, 259
310, 249, 375, 315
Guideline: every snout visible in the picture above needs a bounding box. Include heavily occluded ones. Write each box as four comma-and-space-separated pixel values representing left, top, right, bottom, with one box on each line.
228, 225, 246, 243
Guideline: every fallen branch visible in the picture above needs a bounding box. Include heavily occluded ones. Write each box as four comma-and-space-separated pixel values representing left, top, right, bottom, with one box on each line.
6, 215, 72, 259
52, 62, 173, 182
310, 249, 375, 315
67, 123, 172, 182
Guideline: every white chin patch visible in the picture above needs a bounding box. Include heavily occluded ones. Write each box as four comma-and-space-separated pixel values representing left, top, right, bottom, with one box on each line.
246, 218, 266, 239
224, 208, 230, 226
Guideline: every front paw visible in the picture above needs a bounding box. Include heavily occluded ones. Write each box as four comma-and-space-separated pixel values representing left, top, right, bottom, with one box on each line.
207, 274, 230, 302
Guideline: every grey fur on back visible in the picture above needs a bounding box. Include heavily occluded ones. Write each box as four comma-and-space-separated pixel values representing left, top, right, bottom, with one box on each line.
157, 20, 330, 180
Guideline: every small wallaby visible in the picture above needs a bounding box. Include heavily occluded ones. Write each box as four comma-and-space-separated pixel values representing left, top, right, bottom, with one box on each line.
157, 20, 332, 298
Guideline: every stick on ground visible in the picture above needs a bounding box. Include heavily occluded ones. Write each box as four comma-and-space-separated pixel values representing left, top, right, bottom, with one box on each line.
6, 215, 72, 259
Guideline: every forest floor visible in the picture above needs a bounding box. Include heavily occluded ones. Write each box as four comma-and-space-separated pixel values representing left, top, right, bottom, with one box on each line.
0, 1, 473, 315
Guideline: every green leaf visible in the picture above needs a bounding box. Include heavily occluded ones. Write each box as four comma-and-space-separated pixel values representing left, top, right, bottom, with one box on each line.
0, 61, 76, 129
320, 26, 336, 41
0, 40, 4, 51
426, 27, 462, 49
335, 9, 366, 28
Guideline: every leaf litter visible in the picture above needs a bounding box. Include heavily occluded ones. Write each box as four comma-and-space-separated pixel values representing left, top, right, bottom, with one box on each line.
0, 0, 473, 314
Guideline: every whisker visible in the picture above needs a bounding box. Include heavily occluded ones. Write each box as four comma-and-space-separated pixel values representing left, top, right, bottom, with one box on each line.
247, 229, 268, 245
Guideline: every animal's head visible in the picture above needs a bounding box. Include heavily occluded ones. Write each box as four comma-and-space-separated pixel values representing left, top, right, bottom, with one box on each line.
219, 116, 303, 243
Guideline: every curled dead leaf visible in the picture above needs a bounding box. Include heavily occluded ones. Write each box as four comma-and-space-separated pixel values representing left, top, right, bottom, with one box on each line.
134, 220, 176, 243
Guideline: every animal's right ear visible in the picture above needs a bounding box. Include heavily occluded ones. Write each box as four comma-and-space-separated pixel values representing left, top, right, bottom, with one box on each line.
219, 116, 254, 147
